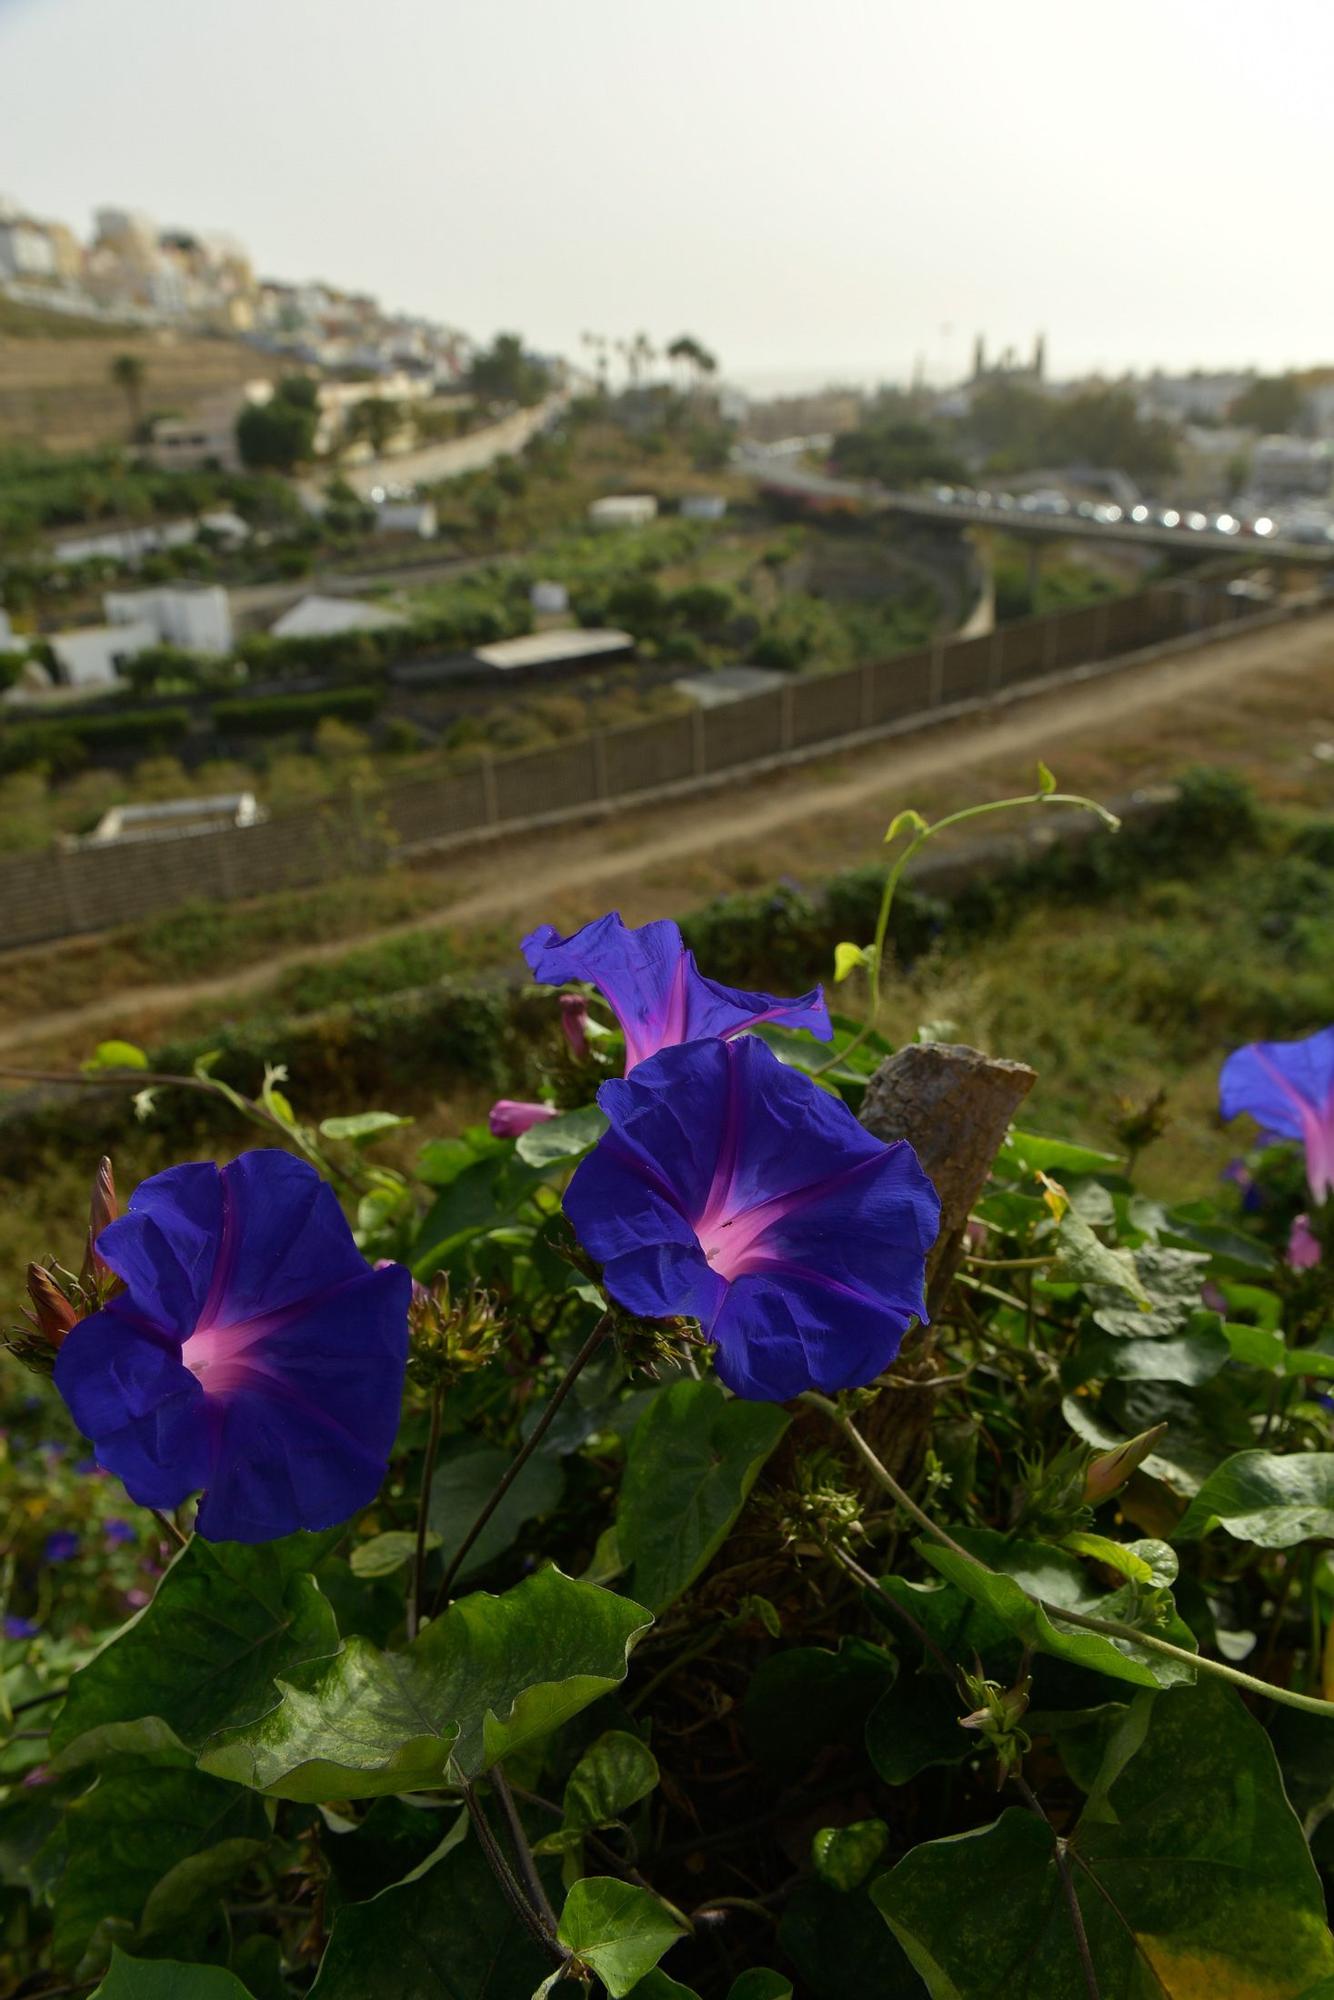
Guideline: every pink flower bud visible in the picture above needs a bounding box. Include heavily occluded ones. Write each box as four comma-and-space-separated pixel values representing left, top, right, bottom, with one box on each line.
1082, 1423, 1168, 1507
1288, 1213, 1322, 1270
560, 994, 590, 1060
488, 1099, 559, 1139
25, 1266, 77, 1350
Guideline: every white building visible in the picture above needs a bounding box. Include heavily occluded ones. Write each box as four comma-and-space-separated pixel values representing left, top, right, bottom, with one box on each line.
373, 499, 437, 538
146, 383, 271, 474
680, 494, 727, 521
0, 215, 57, 281
530, 580, 569, 614
105, 584, 233, 655
589, 494, 658, 527
49, 621, 157, 689
1252, 434, 1333, 501
86, 793, 264, 846
269, 594, 407, 641
50, 519, 198, 567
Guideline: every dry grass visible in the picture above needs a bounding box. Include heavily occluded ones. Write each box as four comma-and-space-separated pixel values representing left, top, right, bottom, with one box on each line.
0, 327, 277, 450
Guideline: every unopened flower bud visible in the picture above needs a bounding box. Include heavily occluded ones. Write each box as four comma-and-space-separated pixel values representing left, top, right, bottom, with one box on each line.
1082, 1424, 1168, 1508
560, 994, 589, 1060
25, 1264, 77, 1350
82, 1156, 118, 1287
488, 1099, 559, 1139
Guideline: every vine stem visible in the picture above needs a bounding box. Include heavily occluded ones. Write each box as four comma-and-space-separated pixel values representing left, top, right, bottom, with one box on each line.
1012, 1775, 1101, 2000
151, 1508, 188, 1551
461, 1780, 566, 1963
431, 1312, 611, 1614
406, 1387, 443, 1643
800, 1392, 1334, 1724
491, 1764, 560, 1932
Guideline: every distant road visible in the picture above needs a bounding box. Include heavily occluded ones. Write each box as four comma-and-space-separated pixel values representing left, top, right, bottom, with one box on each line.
299, 394, 566, 505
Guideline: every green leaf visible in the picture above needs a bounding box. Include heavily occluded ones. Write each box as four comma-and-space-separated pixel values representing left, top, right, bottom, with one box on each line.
91, 1949, 257, 1999
996, 1131, 1123, 1178
1060, 1534, 1177, 1590
745, 1639, 895, 1772
727, 1976, 793, 2000
630, 1976, 703, 2000
45, 1757, 268, 1971
865, 1664, 970, 1785
427, 1444, 564, 1584
1035, 758, 1056, 795
84, 1039, 150, 1072
135, 1837, 267, 1960
309, 1831, 554, 1998
1050, 1209, 1148, 1304
1086, 1244, 1212, 1341
1221, 1319, 1286, 1371
51, 1532, 342, 1767
812, 1818, 890, 1891
1066, 1310, 1231, 1387
319, 1112, 413, 1143
916, 1528, 1197, 1690
872, 1678, 1334, 1998
834, 940, 870, 982
350, 1531, 439, 1579
564, 1730, 659, 1835
1175, 1450, 1334, 1548
778, 1880, 923, 2000
885, 807, 928, 843
198, 1568, 651, 1801
515, 1103, 609, 1167
618, 1379, 789, 1613
557, 1878, 686, 1997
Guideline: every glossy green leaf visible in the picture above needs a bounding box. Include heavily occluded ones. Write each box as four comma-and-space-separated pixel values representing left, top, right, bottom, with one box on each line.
515, 1103, 608, 1167
349, 1530, 438, 1579
996, 1131, 1123, 1178
618, 1379, 789, 1613
91, 1949, 257, 1999
1087, 1244, 1211, 1341
812, 1818, 890, 1891
557, 1877, 686, 1996
1067, 1310, 1230, 1386
319, 1111, 413, 1142
1175, 1450, 1334, 1548
428, 1444, 564, 1583
629, 1976, 702, 2000
834, 940, 871, 982
309, 1830, 554, 1997
135, 1837, 267, 1960
1050, 1209, 1147, 1303
45, 1756, 268, 1970
51, 1532, 341, 1767
199, 1568, 650, 1801
873, 1678, 1334, 1997
85, 1039, 150, 1072
726, 1975, 793, 2000
865, 1663, 970, 1785
535, 1729, 660, 1856
778, 1880, 923, 2000
917, 1529, 1197, 1690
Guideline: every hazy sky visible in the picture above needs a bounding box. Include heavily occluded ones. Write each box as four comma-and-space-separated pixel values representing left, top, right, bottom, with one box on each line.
2, 0, 1331, 391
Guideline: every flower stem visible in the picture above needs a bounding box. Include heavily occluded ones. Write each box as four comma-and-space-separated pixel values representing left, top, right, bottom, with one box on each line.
432, 1312, 611, 1613
406, 1386, 443, 1642
800, 1392, 1334, 1725
1012, 1774, 1101, 2000
151, 1508, 188, 1551
491, 1763, 559, 1932
461, 1779, 565, 1963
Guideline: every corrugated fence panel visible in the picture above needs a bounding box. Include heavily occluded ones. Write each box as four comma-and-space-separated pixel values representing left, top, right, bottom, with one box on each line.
790, 666, 863, 746
493, 739, 599, 823
0, 851, 70, 948
702, 690, 784, 772
867, 647, 934, 724
602, 713, 697, 797
995, 618, 1045, 687
1046, 603, 1103, 671
940, 633, 993, 702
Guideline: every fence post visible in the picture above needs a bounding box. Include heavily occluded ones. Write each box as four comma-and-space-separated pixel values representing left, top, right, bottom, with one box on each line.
691, 706, 707, 776
480, 753, 499, 825
988, 626, 1005, 693
54, 845, 87, 936
779, 681, 795, 750
1092, 599, 1110, 658
929, 637, 945, 707
1042, 608, 1060, 672
859, 660, 876, 728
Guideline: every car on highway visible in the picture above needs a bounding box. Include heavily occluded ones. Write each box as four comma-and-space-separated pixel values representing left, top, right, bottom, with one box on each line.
1183, 510, 1210, 532
1129, 503, 1151, 524
1019, 489, 1070, 515
1154, 507, 1181, 528
1212, 513, 1241, 536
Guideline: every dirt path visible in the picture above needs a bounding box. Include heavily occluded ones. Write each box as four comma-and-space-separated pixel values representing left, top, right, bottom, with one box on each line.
3, 608, 1332, 1057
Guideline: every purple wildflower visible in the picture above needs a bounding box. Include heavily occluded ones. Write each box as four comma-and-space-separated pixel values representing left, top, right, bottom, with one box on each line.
564, 1036, 939, 1400
43, 1532, 79, 1563
3, 1616, 39, 1641
523, 912, 832, 1073
53, 1150, 411, 1544
104, 1518, 137, 1547
488, 1099, 559, 1139
1220, 1027, 1334, 1204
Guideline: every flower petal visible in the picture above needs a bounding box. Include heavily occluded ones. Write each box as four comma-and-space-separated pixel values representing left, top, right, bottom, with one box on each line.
95, 1163, 224, 1339
54, 1301, 209, 1509
205, 1152, 379, 1330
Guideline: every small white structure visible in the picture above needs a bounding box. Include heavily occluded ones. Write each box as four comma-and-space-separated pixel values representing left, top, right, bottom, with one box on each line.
674, 664, 786, 708
49, 621, 157, 689
198, 509, 251, 546
529, 580, 569, 615
1253, 434, 1333, 501
146, 383, 271, 474
588, 494, 658, 527
473, 628, 633, 673
270, 594, 407, 641
373, 499, 437, 539
0, 608, 21, 654
85, 793, 265, 847
50, 518, 199, 567
105, 584, 233, 655
680, 494, 727, 521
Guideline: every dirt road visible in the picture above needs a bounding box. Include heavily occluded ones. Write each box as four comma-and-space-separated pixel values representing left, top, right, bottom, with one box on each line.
3, 607, 1332, 1057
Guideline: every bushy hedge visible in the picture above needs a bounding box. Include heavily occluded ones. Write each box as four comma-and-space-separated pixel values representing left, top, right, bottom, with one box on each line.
210, 686, 383, 735
0, 704, 192, 774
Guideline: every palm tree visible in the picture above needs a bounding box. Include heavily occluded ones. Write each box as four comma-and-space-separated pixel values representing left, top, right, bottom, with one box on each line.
110, 353, 146, 440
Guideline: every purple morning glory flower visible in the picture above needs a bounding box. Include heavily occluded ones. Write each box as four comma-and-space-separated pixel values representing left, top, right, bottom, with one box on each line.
1288, 1214, 1322, 1271
1220, 1027, 1334, 1204
564, 1035, 939, 1399
489, 1099, 558, 1139
104, 1518, 137, 1547
53, 1150, 411, 1544
523, 912, 833, 1073
4, 1616, 39, 1640
43, 1532, 79, 1563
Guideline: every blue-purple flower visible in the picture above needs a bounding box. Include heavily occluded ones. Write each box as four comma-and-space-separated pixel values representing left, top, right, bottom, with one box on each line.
1220, 1026, 1334, 1204
564, 1035, 939, 1399
3, 1616, 39, 1642
103, 1518, 137, 1547
43, 1532, 78, 1564
523, 912, 833, 1073
53, 1150, 411, 1544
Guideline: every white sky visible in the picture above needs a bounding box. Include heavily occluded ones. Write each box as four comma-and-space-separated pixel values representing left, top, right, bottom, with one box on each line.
1, 0, 1331, 391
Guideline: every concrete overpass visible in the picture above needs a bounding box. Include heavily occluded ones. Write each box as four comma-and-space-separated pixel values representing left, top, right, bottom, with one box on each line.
735, 448, 1334, 566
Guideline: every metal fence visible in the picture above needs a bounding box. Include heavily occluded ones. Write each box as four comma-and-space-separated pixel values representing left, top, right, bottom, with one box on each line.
0, 585, 1255, 949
